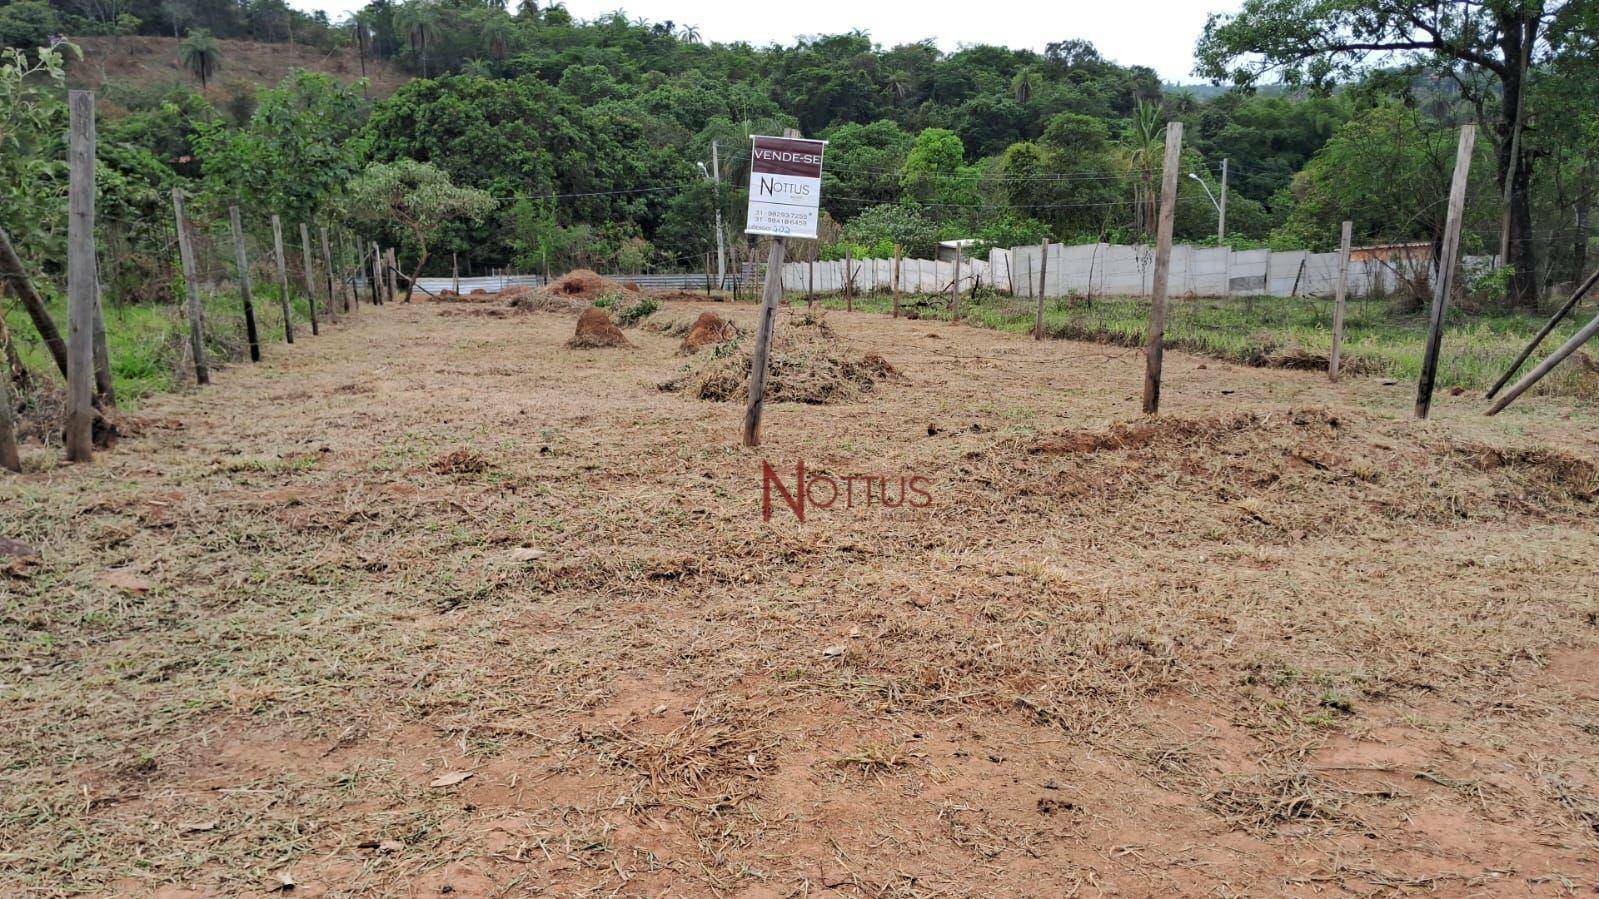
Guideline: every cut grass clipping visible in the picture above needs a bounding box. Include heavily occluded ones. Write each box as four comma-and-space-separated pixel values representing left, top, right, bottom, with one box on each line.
660, 312, 897, 403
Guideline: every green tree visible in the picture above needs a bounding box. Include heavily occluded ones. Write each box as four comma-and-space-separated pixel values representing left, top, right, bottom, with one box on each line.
1271, 104, 1498, 263
345, 159, 495, 299
0, 1, 60, 49
1197, 0, 1581, 303
196, 70, 366, 222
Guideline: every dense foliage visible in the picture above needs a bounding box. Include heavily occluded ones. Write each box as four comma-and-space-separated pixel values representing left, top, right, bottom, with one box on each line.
1, 0, 1593, 302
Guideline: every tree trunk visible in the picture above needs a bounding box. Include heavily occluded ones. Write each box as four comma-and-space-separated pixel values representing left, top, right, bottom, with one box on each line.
1497, 14, 1538, 307
404, 248, 428, 303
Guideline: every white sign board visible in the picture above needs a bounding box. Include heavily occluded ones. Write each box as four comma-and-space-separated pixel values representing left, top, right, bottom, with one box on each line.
745, 134, 826, 240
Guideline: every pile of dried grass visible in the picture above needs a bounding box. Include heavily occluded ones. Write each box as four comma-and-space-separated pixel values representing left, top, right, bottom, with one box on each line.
508, 269, 643, 314
659, 313, 897, 404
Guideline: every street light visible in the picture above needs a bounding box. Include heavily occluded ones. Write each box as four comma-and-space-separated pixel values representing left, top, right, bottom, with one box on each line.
1189, 172, 1225, 244
1189, 172, 1220, 213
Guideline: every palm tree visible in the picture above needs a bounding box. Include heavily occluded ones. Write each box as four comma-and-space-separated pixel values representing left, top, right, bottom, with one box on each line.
680, 24, 701, 43
885, 70, 912, 103
1118, 99, 1164, 237
394, 1, 442, 78
482, 13, 513, 59
177, 29, 221, 90
1011, 67, 1038, 104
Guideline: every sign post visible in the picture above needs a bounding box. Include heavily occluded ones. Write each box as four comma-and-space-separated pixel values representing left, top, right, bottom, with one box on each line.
742, 131, 824, 447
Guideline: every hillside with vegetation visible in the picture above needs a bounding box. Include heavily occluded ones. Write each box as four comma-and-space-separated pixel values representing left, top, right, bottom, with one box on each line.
1, 0, 1594, 311
64, 35, 411, 101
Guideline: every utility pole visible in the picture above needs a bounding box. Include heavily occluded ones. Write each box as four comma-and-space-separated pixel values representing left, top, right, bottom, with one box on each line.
711, 140, 726, 291
1218, 158, 1228, 243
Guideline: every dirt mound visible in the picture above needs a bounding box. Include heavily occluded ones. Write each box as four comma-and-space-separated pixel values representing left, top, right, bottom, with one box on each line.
567, 307, 633, 349
547, 269, 640, 300
983, 407, 1596, 545
679, 312, 738, 354
660, 313, 896, 404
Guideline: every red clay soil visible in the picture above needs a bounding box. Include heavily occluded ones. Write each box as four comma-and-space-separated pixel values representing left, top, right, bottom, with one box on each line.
566, 307, 632, 349
679, 312, 737, 353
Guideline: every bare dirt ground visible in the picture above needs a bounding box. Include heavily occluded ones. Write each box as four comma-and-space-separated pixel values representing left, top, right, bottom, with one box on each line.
4, 298, 1599, 897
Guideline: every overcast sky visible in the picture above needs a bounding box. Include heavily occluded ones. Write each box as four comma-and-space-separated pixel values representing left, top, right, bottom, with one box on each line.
294, 0, 1243, 83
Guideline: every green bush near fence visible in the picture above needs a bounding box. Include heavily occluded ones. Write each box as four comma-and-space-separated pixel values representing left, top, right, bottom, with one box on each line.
5, 286, 321, 406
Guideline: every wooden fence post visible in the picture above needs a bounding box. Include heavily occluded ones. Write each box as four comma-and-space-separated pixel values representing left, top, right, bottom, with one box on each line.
891, 244, 901, 319
320, 226, 338, 321
1142, 121, 1183, 415
1415, 124, 1475, 419
1033, 238, 1050, 340
343, 235, 359, 311
951, 243, 963, 320
386, 247, 399, 304
171, 189, 209, 385
91, 256, 115, 406
452, 251, 460, 295
369, 241, 382, 305
64, 90, 96, 462
271, 215, 295, 343
298, 222, 320, 335
0, 367, 18, 472
228, 205, 261, 362
845, 247, 854, 312
1329, 220, 1352, 380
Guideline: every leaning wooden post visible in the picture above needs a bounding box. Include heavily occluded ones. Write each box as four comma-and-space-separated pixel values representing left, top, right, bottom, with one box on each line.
319, 225, 338, 322
0, 226, 68, 380
1329, 220, 1352, 381
271, 215, 295, 343
1415, 124, 1475, 419
891, 244, 901, 318
1142, 121, 1183, 415
0, 368, 19, 472
452, 252, 459, 295
743, 127, 804, 448
1487, 306, 1599, 415
64, 90, 96, 462
297, 222, 320, 335
1486, 265, 1599, 399
386, 247, 399, 303
1033, 238, 1050, 340
171, 188, 210, 385
227, 205, 261, 362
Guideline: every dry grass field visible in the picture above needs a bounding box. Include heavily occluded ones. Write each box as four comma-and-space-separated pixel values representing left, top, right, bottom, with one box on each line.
3, 296, 1598, 896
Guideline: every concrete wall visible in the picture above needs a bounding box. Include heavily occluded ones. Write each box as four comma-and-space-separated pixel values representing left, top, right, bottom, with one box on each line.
782, 242, 1497, 299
